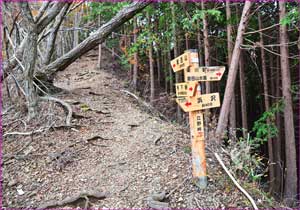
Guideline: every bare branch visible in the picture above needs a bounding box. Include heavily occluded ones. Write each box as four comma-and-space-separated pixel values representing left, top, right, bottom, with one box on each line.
37, 2, 69, 33
34, 1, 51, 23
214, 153, 258, 210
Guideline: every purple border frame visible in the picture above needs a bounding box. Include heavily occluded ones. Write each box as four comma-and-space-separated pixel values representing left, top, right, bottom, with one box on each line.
0, 0, 299, 209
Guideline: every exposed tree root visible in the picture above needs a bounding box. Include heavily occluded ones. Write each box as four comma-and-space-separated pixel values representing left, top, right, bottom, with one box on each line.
38, 190, 107, 208
40, 96, 72, 126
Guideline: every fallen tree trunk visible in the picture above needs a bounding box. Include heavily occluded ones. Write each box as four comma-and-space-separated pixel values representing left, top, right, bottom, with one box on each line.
39, 1, 150, 80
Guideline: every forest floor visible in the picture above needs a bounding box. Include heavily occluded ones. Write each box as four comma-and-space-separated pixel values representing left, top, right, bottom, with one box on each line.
2, 48, 279, 208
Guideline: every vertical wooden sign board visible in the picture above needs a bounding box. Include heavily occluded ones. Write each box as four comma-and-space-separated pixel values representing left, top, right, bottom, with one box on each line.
171, 49, 225, 189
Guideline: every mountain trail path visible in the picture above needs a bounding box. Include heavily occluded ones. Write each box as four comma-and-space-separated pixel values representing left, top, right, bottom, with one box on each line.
3, 47, 256, 208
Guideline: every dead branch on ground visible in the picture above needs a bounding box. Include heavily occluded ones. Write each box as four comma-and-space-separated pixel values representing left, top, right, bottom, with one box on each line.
214, 153, 258, 210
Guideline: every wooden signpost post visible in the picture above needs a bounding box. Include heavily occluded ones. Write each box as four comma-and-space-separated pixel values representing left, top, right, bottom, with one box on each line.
171, 49, 225, 189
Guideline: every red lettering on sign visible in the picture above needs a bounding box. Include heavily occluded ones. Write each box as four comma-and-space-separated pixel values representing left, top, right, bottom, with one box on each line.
216, 72, 222, 76
189, 87, 193, 91
185, 102, 192, 107
173, 64, 176, 68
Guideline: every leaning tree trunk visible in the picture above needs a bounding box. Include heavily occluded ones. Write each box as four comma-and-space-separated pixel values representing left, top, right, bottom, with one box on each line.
216, 1, 252, 137
39, 1, 150, 79
279, 2, 298, 206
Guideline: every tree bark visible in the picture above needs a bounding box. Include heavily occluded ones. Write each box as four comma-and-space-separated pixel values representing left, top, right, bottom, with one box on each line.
226, 0, 237, 136
279, 1, 298, 206
39, 1, 150, 79
171, 1, 182, 122
2, 2, 68, 77
97, 15, 102, 70
73, 10, 80, 48
167, 40, 174, 94
239, 52, 248, 138
258, 13, 275, 193
44, 4, 70, 65
216, 1, 252, 137
156, 50, 161, 86
196, 20, 204, 66
274, 48, 283, 199
201, 1, 211, 94
147, 10, 155, 104
133, 17, 138, 91
19, 2, 38, 119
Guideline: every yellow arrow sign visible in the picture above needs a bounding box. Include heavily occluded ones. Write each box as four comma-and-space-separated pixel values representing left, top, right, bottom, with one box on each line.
175, 82, 198, 97
176, 93, 220, 112
170, 51, 199, 72
185, 66, 226, 82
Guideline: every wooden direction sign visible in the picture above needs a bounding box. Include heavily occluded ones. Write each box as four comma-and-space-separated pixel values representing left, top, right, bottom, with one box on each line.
176, 93, 220, 112
170, 51, 199, 72
175, 82, 197, 97
185, 66, 226, 82
170, 49, 225, 189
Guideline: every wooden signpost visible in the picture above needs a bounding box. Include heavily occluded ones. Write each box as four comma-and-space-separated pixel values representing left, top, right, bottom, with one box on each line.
171, 49, 225, 189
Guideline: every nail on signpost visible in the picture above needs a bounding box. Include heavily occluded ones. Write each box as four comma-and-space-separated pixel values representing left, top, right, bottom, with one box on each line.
171, 49, 225, 189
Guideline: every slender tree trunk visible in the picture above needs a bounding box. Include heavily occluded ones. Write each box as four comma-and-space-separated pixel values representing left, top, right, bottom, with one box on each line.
197, 20, 204, 66
97, 15, 102, 70
167, 41, 174, 94
185, 33, 189, 50
171, 1, 182, 122
274, 48, 283, 198
279, 2, 298, 206
258, 13, 275, 193
201, 1, 211, 94
133, 17, 138, 91
216, 1, 252, 137
73, 11, 79, 47
226, 0, 236, 136
156, 50, 161, 86
147, 10, 155, 104
239, 52, 248, 138
163, 53, 168, 93
149, 45, 155, 103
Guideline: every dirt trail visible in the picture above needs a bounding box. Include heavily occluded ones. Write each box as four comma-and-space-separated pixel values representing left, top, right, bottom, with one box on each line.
2, 48, 256, 208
